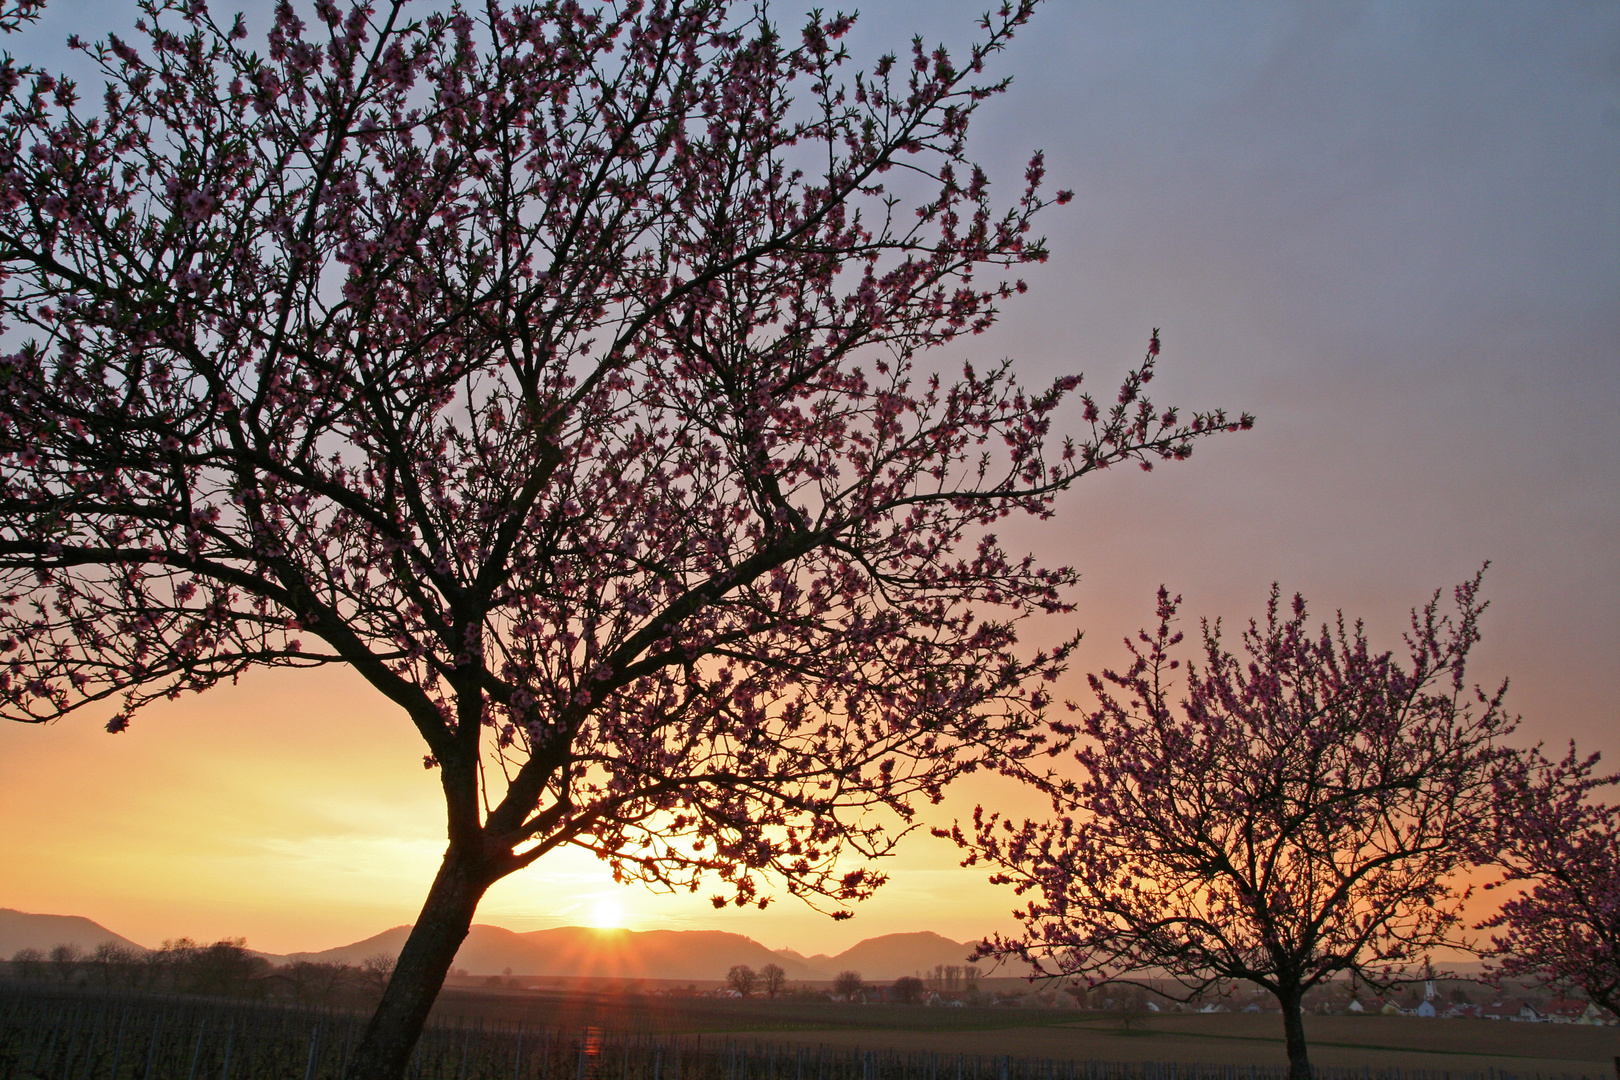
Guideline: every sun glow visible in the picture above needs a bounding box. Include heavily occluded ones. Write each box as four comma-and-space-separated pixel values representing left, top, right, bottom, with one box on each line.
586, 894, 626, 930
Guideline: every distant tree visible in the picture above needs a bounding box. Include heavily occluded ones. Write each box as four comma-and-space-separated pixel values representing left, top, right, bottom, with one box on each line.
726, 964, 758, 998
47, 943, 82, 983
360, 953, 399, 999
287, 959, 351, 1005
192, 938, 270, 996
833, 970, 864, 999
1476, 743, 1619, 1018
892, 975, 925, 1003
9, 947, 44, 979
149, 937, 267, 996
151, 937, 201, 989
141, 940, 177, 988
89, 941, 145, 987
1117, 988, 1150, 1031
949, 576, 1516, 1080
759, 963, 787, 999
0, 1, 1247, 1076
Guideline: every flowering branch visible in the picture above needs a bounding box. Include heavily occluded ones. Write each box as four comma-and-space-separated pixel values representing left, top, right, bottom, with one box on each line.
944, 572, 1514, 1078
1476, 742, 1619, 1017
0, 2, 1248, 1076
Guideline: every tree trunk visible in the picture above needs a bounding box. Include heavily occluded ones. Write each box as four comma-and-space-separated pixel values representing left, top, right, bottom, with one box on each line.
1278, 986, 1312, 1080
345, 845, 494, 1080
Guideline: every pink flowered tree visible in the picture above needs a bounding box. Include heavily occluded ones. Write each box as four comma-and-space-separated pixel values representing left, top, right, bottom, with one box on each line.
0, 1, 42, 33
1476, 744, 1619, 1018
945, 575, 1514, 1080
0, 1, 1248, 1076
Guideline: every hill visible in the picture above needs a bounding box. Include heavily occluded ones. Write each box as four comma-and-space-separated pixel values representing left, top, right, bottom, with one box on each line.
284, 925, 981, 981
1, 906, 980, 982
292, 925, 825, 980
814, 931, 981, 981
0, 908, 148, 957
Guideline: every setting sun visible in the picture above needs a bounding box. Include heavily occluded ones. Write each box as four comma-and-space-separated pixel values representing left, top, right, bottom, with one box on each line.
586, 894, 626, 930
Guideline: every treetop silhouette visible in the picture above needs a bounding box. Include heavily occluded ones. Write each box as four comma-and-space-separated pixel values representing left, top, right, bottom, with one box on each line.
0, 1, 1246, 1075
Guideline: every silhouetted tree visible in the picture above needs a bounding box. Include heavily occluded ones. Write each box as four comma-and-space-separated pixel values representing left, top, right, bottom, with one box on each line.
1117, 988, 1149, 1031
8, 947, 44, 979
48, 944, 82, 983
147, 937, 267, 995
189, 939, 269, 996
726, 964, 758, 997
0, 1, 1245, 1075
89, 941, 146, 987
151, 938, 200, 989
1477, 743, 1619, 1017
287, 959, 352, 1004
892, 975, 925, 1003
360, 953, 399, 999
833, 970, 864, 999
951, 576, 1515, 1080
759, 962, 787, 999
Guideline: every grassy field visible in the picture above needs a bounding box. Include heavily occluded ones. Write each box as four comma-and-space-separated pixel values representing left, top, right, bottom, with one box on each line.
724, 1015, 1619, 1076
429, 989, 1620, 1078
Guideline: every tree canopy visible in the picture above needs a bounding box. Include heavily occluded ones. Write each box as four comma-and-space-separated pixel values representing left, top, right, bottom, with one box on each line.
1477, 743, 1620, 1018
0, 1, 1244, 1075
949, 576, 1513, 1078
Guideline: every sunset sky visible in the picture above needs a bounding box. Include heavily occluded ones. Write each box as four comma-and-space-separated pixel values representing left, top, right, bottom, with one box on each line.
2, 1, 1616, 960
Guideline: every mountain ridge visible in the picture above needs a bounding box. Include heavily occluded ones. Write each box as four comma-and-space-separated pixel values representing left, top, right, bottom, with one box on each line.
0, 907, 980, 981
0, 908, 147, 956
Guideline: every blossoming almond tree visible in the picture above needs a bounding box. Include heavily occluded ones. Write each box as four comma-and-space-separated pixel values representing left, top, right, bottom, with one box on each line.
1477, 743, 1619, 1018
0, 1, 1248, 1076
945, 576, 1513, 1080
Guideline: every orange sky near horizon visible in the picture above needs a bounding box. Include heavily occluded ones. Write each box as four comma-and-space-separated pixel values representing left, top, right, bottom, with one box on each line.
0, 561, 1605, 961
0, 662, 1057, 957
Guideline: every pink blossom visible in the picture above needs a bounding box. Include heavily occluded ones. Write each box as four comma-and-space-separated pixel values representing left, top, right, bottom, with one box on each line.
949, 571, 1514, 1078
1475, 743, 1619, 1019
0, 0, 1244, 1075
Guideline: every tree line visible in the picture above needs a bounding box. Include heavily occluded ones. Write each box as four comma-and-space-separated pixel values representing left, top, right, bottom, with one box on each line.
6, 939, 397, 1004
719, 964, 982, 1003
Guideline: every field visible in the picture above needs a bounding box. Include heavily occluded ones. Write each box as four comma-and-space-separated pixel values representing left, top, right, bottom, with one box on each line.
719, 1015, 1619, 1077
3, 983, 1615, 1080
422, 988, 1619, 1078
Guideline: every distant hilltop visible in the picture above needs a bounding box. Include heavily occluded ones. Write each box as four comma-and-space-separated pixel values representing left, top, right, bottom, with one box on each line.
0, 909, 147, 957
0, 908, 980, 982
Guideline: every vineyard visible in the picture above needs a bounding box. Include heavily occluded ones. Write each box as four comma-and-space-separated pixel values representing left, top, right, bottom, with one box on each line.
0, 985, 1601, 1080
